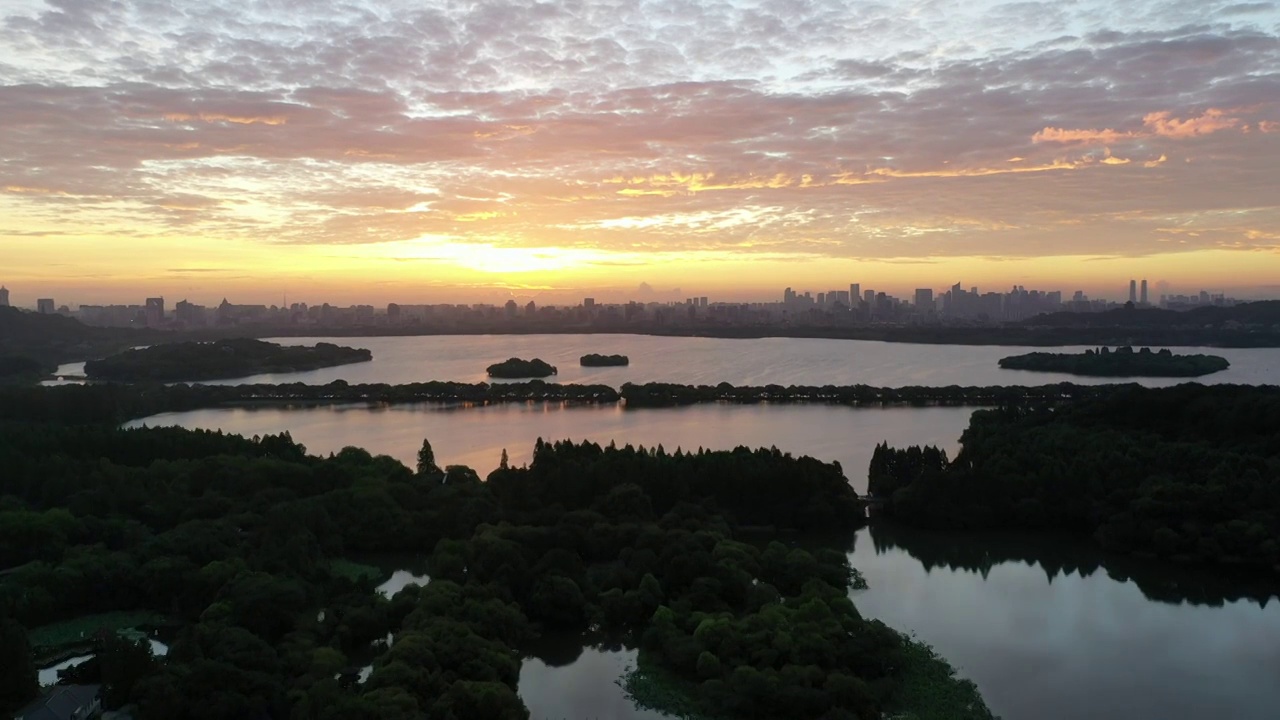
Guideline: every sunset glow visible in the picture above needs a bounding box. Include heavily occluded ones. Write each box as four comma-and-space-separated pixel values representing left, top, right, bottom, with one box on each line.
2, 0, 1279, 305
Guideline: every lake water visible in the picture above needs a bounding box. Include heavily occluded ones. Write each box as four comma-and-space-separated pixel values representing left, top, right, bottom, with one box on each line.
125, 403, 976, 495
38, 639, 169, 686
116, 334, 1280, 719
56, 334, 1280, 387
519, 524, 1280, 720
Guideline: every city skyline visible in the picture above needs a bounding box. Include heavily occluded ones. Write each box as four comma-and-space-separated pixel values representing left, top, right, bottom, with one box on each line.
3, 1, 1279, 301
0, 275, 1241, 314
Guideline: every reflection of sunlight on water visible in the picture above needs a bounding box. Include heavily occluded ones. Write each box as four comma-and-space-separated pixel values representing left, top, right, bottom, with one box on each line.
374, 570, 430, 599
37, 639, 168, 686
128, 403, 976, 495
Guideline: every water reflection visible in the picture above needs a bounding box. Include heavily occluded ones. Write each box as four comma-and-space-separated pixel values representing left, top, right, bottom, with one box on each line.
127, 402, 976, 495
519, 632, 673, 720
375, 570, 430, 599
867, 521, 1280, 608
37, 639, 169, 686
851, 523, 1280, 720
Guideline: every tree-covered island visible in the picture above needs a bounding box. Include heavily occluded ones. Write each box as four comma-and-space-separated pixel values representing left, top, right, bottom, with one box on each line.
486, 357, 557, 378
83, 338, 372, 382
997, 346, 1230, 377
868, 384, 1280, 569
0, 387, 996, 720
580, 353, 629, 366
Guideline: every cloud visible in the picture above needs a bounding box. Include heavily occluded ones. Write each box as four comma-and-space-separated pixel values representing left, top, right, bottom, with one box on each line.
1143, 108, 1243, 137
0, 0, 1278, 273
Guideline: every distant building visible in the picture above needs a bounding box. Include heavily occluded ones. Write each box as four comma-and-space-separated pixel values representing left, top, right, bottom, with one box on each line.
914, 288, 934, 310
850, 284, 860, 306
0, 285, 8, 307
145, 297, 165, 327
504, 299, 518, 318
37, 298, 55, 314
1140, 279, 1148, 305
13, 684, 102, 720
583, 297, 595, 309
1129, 279, 1137, 304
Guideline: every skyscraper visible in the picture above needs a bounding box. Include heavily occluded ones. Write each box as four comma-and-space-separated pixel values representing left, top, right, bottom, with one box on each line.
145, 297, 165, 327
37, 298, 55, 314
1129, 279, 1137, 303
1140, 279, 1148, 305
0, 286, 8, 307
850, 284, 860, 306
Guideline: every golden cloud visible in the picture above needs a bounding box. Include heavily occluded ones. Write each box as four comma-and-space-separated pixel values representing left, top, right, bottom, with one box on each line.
1032, 127, 1137, 144
1142, 109, 1240, 138
164, 113, 288, 125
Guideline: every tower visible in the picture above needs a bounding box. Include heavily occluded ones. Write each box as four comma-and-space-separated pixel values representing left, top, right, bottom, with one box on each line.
0, 286, 8, 307
1140, 279, 1148, 305
1129, 280, 1137, 303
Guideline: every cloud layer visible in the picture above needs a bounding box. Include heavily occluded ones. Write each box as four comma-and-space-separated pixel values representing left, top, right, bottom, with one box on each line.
2, 0, 1279, 298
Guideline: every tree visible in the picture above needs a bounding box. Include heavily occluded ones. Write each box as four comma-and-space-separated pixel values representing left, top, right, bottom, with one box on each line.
417, 438, 441, 476
0, 618, 37, 714
100, 634, 157, 708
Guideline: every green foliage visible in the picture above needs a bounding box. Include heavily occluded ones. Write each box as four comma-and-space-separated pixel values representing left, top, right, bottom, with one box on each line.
416, 438, 441, 476
0, 394, 988, 720
485, 357, 558, 378
327, 558, 381, 583
84, 338, 372, 382
580, 353, 629, 366
885, 639, 999, 720
0, 617, 38, 714
27, 611, 167, 651
998, 347, 1229, 377
875, 384, 1280, 567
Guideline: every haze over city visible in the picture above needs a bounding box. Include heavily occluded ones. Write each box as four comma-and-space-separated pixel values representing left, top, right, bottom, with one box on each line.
2, 0, 1279, 305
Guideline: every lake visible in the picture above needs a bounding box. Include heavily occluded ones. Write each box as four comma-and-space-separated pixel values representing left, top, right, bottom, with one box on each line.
126, 402, 975, 495
56, 334, 1280, 387
128, 398, 1280, 719
518, 523, 1280, 720
116, 334, 1280, 719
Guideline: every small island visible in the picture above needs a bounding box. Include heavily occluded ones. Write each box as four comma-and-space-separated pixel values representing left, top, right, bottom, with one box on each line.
84, 338, 372, 382
998, 346, 1229, 377
580, 353, 629, 367
486, 357, 557, 378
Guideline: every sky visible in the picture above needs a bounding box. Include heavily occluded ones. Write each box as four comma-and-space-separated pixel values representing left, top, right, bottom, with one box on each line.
2, 0, 1279, 307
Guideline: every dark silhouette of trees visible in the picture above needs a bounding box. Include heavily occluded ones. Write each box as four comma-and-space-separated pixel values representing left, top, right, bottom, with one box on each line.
870, 384, 1280, 568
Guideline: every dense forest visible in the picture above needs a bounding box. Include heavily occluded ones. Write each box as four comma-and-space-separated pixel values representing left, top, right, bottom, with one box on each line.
868, 384, 1280, 568
0, 307, 154, 372
580, 353, 629, 366
485, 357, 557, 378
998, 346, 1229, 377
620, 380, 1122, 407
84, 339, 372, 382
0, 389, 994, 719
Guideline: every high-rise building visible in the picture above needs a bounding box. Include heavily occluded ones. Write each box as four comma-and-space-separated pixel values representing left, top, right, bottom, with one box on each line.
145, 297, 165, 327
1129, 279, 1137, 303
863, 289, 874, 305
699, 296, 708, 307
914, 289, 934, 310
0, 286, 8, 307
37, 298, 55, 314
817, 292, 826, 307
1140, 279, 1148, 305
583, 297, 595, 308
850, 284, 860, 306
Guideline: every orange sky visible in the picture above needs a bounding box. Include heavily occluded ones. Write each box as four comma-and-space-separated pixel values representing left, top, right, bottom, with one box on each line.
2, 0, 1279, 307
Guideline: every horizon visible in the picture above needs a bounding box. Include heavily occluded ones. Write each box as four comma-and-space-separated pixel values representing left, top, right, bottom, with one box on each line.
3, 1, 1279, 303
